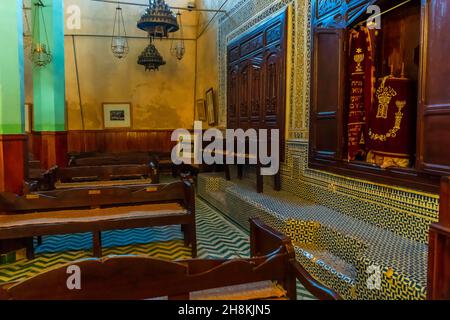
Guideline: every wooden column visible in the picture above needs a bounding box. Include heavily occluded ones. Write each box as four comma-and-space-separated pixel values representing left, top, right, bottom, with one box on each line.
0, 1, 26, 195
427, 176, 450, 300
32, 0, 67, 169
32, 131, 68, 168
0, 135, 27, 194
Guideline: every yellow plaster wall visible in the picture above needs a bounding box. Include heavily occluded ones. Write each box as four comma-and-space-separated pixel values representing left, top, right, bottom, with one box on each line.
24, 0, 198, 130
194, 0, 228, 129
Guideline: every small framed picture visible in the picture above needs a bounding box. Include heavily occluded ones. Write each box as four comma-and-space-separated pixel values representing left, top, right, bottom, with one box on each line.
206, 88, 216, 125
102, 103, 132, 129
24, 103, 33, 133
196, 99, 207, 121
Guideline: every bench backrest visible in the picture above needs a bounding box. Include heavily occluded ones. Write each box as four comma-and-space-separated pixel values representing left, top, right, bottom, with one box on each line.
69, 152, 155, 167
0, 181, 194, 213
0, 218, 291, 300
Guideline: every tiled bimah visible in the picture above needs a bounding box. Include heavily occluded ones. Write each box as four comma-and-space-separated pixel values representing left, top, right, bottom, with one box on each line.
198, 172, 428, 300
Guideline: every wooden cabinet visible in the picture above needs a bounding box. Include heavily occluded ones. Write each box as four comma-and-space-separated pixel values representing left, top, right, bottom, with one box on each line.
309, 0, 450, 192
226, 10, 287, 158
416, 0, 450, 175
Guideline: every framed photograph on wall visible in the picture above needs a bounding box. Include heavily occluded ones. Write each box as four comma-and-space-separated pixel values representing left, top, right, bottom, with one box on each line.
196, 99, 207, 121
102, 103, 132, 129
206, 88, 216, 125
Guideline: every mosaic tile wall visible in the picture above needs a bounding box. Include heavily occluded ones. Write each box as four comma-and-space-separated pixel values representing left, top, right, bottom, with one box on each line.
198, 173, 428, 299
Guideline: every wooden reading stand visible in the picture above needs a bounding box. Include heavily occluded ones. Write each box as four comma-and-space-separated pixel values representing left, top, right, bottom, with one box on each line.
0, 218, 341, 300
222, 136, 281, 194
0, 181, 196, 259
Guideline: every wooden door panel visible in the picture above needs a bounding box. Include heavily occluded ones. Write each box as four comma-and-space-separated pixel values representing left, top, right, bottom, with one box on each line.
239, 62, 251, 129
417, 0, 450, 174
310, 28, 346, 161
250, 55, 264, 128
263, 48, 283, 129
227, 65, 239, 129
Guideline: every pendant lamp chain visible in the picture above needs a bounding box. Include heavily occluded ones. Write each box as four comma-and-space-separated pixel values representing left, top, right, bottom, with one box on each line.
170, 11, 185, 61
111, 0, 129, 59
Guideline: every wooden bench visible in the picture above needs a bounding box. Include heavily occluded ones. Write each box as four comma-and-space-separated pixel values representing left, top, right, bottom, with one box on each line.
27, 163, 159, 192
0, 218, 341, 300
0, 181, 196, 259
68, 152, 156, 167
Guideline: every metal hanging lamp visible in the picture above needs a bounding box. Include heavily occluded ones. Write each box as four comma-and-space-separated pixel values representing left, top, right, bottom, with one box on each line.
30, 0, 52, 67
111, 2, 129, 59
170, 12, 185, 61
137, 0, 179, 40
137, 38, 166, 71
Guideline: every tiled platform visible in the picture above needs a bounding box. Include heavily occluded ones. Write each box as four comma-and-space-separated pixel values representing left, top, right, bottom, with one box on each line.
197, 172, 428, 300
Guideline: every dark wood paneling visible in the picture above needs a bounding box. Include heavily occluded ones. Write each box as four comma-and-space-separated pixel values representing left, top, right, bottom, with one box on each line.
66, 130, 177, 155
310, 28, 346, 161
0, 135, 27, 194
28, 132, 68, 169
428, 177, 450, 299
417, 0, 450, 175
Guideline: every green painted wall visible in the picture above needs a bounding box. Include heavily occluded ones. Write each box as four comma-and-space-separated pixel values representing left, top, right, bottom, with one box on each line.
32, 0, 66, 132
0, 0, 25, 135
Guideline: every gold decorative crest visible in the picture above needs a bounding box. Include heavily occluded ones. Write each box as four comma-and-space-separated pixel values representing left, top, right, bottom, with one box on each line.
369, 100, 406, 142
354, 48, 364, 73
375, 77, 397, 119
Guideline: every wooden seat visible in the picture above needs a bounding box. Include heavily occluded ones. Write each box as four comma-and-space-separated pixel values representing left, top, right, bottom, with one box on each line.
0, 181, 196, 259
0, 203, 191, 259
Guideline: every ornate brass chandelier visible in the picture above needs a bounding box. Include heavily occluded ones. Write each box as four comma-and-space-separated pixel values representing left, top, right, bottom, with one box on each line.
137, 38, 166, 71
30, 0, 52, 67
111, 3, 129, 59
137, 0, 179, 39
137, 0, 180, 71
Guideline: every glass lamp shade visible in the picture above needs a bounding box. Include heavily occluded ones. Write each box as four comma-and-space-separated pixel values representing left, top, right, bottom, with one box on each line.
30, 43, 52, 67
171, 41, 185, 60
111, 36, 129, 59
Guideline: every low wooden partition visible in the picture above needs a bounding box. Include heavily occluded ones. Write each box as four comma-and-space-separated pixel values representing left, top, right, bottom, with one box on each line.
67, 130, 177, 155
428, 176, 450, 299
0, 218, 341, 300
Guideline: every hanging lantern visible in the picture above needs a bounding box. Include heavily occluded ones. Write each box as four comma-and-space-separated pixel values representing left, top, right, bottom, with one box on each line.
111, 4, 129, 59
138, 38, 166, 71
170, 12, 185, 61
30, 0, 52, 67
137, 0, 179, 39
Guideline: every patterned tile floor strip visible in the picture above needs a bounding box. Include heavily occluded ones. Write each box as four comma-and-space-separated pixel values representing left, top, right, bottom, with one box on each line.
0, 198, 314, 300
